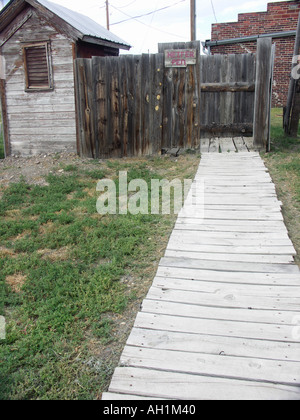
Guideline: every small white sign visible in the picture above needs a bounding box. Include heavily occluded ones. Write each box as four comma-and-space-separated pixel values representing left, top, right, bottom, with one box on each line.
0, 316, 6, 340
165, 49, 197, 68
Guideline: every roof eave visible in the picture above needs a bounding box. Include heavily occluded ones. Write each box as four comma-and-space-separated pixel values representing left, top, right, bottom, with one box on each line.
0, 0, 28, 32
82, 35, 131, 51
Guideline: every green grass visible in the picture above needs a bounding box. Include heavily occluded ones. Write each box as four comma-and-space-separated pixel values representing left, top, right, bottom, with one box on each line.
269, 108, 300, 153
267, 108, 300, 204
0, 155, 199, 400
263, 108, 300, 264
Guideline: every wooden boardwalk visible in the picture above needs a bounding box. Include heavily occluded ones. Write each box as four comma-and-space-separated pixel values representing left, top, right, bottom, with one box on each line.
199, 137, 254, 153
103, 151, 300, 400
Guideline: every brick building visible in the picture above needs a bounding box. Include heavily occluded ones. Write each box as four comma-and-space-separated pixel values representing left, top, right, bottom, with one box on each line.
203, 1, 300, 107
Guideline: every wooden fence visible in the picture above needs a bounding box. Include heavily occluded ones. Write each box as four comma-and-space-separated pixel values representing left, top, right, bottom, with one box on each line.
74, 39, 274, 158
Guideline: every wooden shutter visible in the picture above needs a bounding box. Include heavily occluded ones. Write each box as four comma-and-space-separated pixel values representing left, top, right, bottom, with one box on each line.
24, 43, 52, 90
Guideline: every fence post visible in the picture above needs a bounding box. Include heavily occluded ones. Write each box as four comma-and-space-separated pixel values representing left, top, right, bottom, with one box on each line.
253, 37, 273, 150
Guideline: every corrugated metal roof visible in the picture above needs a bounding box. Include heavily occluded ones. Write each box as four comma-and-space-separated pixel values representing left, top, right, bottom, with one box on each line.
37, 0, 131, 48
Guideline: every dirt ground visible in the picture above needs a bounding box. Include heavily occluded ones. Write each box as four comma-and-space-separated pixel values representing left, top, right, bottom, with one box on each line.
0, 153, 98, 187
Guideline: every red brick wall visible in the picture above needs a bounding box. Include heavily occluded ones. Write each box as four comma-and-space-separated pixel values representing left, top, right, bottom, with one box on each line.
210, 1, 300, 107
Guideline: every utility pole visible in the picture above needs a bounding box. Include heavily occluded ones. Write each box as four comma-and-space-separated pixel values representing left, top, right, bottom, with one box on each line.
190, 0, 196, 41
106, 0, 110, 31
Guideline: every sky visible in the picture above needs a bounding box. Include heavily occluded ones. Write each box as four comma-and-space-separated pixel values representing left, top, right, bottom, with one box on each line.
1, 0, 290, 53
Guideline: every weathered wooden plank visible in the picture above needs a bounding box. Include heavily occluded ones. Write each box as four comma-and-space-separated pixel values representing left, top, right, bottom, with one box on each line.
93, 56, 106, 158
234, 137, 248, 152
201, 82, 255, 92
141, 300, 300, 328
156, 266, 300, 286
253, 37, 273, 150
189, 196, 280, 205
201, 152, 259, 159
110, 57, 122, 158
151, 277, 300, 298
141, 54, 151, 155
219, 138, 237, 153
152, 53, 164, 154
147, 284, 300, 311
9, 126, 77, 135
10, 134, 77, 142
174, 223, 287, 233
0, 79, 10, 156
200, 137, 210, 153
170, 227, 291, 239
6, 103, 76, 113
199, 168, 269, 174
178, 209, 283, 221
133, 55, 142, 156
8, 111, 76, 121
169, 232, 293, 246
167, 241, 295, 256
108, 367, 300, 400
102, 392, 166, 400
209, 137, 219, 152
74, 58, 94, 158
160, 257, 300, 274
120, 346, 300, 386
127, 327, 300, 362
134, 312, 300, 343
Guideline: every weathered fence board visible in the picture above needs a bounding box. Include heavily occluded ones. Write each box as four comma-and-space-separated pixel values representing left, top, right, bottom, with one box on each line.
253, 38, 273, 149
76, 54, 164, 158
158, 41, 201, 150
75, 40, 273, 158
74, 58, 95, 158
200, 53, 256, 138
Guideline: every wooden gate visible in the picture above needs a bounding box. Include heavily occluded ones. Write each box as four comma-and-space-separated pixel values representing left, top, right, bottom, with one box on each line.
200, 54, 256, 137
74, 39, 273, 158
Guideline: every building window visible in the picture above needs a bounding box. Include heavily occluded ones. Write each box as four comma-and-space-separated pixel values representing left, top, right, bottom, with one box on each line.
23, 42, 53, 91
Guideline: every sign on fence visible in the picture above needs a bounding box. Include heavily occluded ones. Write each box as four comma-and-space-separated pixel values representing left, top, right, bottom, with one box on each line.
164, 49, 197, 68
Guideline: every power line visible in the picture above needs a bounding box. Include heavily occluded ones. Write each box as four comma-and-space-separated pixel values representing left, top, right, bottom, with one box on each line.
210, 0, 218, 23
117, 0, 137, 8
139, 0, 160, 53
110, 0, 186, 26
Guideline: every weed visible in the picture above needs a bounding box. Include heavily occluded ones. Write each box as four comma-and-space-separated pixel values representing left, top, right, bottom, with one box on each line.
0, 155, 198, 399
263, 108, 300, 265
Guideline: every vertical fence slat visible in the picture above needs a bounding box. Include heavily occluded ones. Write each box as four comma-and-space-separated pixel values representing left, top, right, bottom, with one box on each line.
253, 37, 273, 150
152, 53, 164, 154
141, 54, 150, 155
74, 58, 95, 158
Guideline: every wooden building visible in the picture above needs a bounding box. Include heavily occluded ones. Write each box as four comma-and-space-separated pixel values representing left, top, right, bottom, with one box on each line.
0, 0, 131, 157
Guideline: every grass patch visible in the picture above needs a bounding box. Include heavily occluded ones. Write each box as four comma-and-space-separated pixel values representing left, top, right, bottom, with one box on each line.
263, 108, 300, 265
0, 155, 199, 400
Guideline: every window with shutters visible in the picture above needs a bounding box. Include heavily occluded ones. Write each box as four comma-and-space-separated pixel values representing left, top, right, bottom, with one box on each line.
23, 42, 53, 91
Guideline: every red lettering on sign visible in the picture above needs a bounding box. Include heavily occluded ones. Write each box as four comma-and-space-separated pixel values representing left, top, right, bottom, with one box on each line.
171, 59, 187, 66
